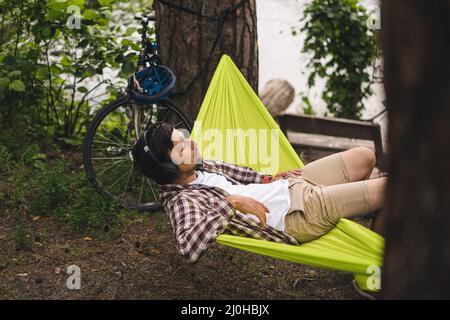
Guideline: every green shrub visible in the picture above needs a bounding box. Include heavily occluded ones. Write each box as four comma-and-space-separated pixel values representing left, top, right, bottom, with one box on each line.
0, 0, 152, 143
29, 159, 72, 217
64, 173, 125, 235
299, 0, 379, 120
14, 222, 32, 250
27, 158, 125, 235
0, 144, 14, 174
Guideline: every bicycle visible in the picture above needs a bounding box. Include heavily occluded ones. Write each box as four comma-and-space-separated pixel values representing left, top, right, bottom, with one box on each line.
82, 12, 193, 212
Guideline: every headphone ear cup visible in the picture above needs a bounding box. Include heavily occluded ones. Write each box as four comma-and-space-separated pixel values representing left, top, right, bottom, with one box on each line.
160, 161, 179, 181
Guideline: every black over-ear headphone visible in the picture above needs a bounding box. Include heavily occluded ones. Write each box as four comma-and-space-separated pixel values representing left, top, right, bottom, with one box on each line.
143, 128, 179, 182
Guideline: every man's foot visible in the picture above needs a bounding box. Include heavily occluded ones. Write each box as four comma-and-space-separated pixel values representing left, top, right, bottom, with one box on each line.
351, 280, 379, 300
370, 209, 385, 236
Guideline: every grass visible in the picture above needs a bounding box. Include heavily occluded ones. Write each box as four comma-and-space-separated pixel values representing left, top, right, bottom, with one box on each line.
1, 151, 127, 249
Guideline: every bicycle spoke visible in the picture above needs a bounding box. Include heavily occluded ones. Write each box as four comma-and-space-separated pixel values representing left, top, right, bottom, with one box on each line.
90, 148, 109, 152
94, 132, 124, 147
121, 163, 135, 200
97, 163, 128, 187
146, 177, 158, 201
92, 139, 130, 146
161, 108, 170, 122
96, 158, 128, 177
94, 132, 132, 150
101, 123, 127, 146
113, 121, 131, 140
92, 156, 129, 160
138, 175, 145, 204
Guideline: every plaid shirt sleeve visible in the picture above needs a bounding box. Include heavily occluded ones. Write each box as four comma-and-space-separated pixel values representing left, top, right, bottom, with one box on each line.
205, 160, 272, 184
165, 193, 236, 263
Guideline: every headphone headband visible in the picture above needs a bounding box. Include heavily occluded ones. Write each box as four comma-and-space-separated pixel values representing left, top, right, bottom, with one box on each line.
143, 128, 164, 166
139, 123, 180, 184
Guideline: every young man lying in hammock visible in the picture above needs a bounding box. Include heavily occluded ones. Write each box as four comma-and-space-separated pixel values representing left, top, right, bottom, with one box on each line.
132, 122, 387, 263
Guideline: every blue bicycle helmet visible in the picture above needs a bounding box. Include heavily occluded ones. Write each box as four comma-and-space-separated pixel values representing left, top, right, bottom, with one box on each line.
129, 65, 176, 104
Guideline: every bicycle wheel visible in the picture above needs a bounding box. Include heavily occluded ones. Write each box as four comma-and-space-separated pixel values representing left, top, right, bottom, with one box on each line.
82, 95, 193, 212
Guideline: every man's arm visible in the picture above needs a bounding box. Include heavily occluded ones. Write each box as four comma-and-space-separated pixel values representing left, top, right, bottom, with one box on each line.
226, 194, 269, 227
204, 160, 272, 184
167, 195, 236, 263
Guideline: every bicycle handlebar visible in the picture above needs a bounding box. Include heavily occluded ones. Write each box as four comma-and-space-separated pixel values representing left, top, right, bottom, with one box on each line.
134, 13, 156, 22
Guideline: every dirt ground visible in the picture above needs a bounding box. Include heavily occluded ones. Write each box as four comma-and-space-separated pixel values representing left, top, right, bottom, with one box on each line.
0, 207, 366, 300
0, 148, 387, 300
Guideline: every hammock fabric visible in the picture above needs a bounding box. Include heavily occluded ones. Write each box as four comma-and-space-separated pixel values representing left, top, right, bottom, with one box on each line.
189, 55, 384, 292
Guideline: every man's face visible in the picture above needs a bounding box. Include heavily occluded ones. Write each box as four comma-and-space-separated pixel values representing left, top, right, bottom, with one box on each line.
170, 129, 202, 174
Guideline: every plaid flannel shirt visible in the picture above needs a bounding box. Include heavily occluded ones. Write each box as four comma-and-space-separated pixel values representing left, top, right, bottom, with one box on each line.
159, 159, 300, 263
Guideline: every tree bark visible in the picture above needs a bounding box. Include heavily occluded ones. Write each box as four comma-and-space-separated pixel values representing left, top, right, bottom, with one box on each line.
381, 0, 450, 299
154, 0, 259, 120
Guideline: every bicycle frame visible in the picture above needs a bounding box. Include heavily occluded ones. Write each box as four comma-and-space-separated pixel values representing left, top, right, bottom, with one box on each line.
133, 13, 159, 139
136, 14, 159, 71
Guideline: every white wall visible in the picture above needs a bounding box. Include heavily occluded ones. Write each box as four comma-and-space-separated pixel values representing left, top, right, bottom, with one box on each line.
256, 0, 387, 142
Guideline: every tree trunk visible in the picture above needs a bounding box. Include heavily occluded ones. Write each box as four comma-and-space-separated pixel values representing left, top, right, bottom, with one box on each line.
381, 0, 450, 299
154, 0, 259, 121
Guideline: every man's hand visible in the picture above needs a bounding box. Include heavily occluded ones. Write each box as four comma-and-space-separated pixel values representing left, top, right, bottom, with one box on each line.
226, 195, 269, 227
270, 169, 303, 182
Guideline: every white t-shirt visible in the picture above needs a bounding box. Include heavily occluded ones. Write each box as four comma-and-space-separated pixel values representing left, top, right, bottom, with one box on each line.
189, 170, 291, 232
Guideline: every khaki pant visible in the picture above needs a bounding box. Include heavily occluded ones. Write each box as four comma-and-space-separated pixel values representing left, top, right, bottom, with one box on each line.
284, 152, 371, 242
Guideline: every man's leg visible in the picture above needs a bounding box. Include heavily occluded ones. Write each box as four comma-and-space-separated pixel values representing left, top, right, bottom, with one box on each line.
300, 147, 376, 186
321, 177, 387, 223
339, 147, 376, 181
285, 148, 385, 242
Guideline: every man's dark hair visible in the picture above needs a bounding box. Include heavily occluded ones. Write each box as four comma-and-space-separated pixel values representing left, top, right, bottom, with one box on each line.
131, 122, 176, 185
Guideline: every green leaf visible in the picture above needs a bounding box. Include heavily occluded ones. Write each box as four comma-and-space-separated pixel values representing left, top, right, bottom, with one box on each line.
125, 27, 137, 37
47, 0, 67, 11
121, 39, 132, 47
9, 70, 22, 77
48, 0, 86, 10
9, 80, 26, 92
50, 65, 63, 75
32, 153, 47, 160
60, 56, 73, 67
63, 137, 82, 146
120, 60, 135, 76
83, 9, 100, 20
41, 27, 51, 38
77, 86, 88, 93
0, 78, 9, 90
102, 10, 114, 21
35, 67, 48, 81
97, 0, 113, 6
95, 18, 109, 26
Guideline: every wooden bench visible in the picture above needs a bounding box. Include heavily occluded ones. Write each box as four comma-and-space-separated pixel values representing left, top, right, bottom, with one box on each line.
275, 114, 387, 171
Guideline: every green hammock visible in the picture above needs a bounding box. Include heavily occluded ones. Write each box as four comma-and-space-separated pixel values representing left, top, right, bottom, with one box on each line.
189, 55, 384, 292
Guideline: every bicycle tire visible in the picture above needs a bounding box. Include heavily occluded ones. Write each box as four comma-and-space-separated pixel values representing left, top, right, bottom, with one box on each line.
82, 95, 193, 212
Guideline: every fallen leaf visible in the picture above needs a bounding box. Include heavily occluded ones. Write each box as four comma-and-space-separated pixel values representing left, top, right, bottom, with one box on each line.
83, 237, 93, 241
32, 216, 40, 221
